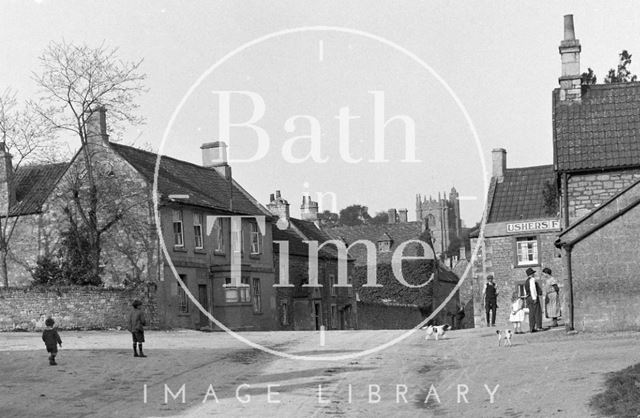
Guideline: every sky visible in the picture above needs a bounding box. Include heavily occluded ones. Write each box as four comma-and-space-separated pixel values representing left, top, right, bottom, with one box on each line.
2, 0, 640, 225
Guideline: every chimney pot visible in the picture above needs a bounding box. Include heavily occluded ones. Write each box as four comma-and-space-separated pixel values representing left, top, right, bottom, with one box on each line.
300, 194, 318, 222
387, 208, 397, 224
492, 148, 507, 179
564, 14, 575, 41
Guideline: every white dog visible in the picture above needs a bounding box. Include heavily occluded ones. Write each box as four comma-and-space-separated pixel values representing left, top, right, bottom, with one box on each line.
423, 324, 450, 340
496, 329, 513, 347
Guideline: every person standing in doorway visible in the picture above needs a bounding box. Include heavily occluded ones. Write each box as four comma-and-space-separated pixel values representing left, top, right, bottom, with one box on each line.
525, 268, 543, 332
543, 267, 561, 327
483, 275, 498, 327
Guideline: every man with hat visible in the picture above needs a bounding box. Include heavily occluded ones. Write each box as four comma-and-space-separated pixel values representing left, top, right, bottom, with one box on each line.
524, 268, 543, 332
483, 275, 498, 327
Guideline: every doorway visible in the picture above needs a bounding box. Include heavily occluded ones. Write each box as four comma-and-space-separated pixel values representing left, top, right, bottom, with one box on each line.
198, 284, 209, 328
313, 302, 322, 330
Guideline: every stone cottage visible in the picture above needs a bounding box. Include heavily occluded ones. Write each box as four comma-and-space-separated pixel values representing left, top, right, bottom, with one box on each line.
267, 191, 357, 330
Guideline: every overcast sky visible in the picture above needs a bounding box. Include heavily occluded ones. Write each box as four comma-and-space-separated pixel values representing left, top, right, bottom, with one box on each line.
2, 1, 639, 225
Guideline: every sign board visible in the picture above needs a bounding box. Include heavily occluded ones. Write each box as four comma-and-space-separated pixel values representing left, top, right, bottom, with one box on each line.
506, 219, 560, 234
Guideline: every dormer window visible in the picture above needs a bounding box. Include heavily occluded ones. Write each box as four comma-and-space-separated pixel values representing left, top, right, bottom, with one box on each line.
376, 232, 393, 252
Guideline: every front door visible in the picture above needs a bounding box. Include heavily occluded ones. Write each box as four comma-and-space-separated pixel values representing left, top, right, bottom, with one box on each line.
198, 284, 209, 328
314, 302, 322, 330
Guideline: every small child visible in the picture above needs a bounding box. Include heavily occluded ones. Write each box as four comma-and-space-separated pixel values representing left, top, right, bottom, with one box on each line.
42, 317, 62, 365
509, 295, 525, 334
128, 299, 147, 358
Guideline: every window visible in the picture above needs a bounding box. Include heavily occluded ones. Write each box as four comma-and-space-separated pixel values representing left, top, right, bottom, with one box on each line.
281, 301, 289, 326
193, 213, 204, 249
330, 274, 337, 296
214, 218, 224, 253
331, 304, 338, 329
178, 275, 188, 313
224, 277, 250, 303
252, 278, 262, 313
516, 236, 539, 266
377, 240, 391, 252
173, 210, 184, 247
250, 223, 262, 255
231, 220, 243, 255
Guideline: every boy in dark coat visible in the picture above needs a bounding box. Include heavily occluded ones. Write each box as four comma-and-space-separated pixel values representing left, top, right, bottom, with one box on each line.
128, 299, 147, 357
42, 317, 62, 365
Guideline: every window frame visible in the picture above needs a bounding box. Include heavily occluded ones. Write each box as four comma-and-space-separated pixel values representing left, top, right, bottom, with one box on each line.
329, 274, 337, 296
252, 278, 262, 313
193, 212, 204, 249
214, 218, 225, 254
224, 277, 250, 303
172, 209, 184, 247
250, 222, 262, 255
514, 235, 540, 267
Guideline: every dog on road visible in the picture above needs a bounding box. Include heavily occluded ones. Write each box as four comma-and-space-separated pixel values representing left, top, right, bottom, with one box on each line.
423, 324, 450, 341
496, 329, 513, 347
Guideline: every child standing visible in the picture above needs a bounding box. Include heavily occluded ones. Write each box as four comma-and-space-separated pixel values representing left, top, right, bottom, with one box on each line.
128, 299, 147, 358
42, 318, 62, 365
509, 295, 525, 334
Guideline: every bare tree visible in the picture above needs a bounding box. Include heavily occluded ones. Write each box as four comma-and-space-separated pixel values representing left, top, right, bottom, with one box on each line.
0, 88, 59, 287
33, 41, 147, 283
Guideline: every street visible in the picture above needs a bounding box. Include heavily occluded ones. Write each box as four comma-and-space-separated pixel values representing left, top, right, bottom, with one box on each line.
1, 327, 638, 417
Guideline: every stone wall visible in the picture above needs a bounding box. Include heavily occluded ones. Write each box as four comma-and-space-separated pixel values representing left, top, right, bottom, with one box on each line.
570, 204, 640, 331
567, 169, 640, 223
0, 286, 157, 331
356, 302, 425, 329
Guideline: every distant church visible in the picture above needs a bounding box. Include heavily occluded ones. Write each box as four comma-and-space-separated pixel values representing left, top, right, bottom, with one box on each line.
416, 187, 461, 256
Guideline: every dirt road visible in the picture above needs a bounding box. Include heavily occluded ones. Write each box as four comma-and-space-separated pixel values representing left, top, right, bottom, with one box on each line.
1, 327, 638, 417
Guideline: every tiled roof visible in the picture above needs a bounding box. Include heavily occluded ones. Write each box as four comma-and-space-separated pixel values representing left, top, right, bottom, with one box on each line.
553, 83, 640, 172
271, 219, 337, 259
324, 222, 428, 265
487, 165, 556, 223
10, 163, 69, 216
110, 143, 267, 216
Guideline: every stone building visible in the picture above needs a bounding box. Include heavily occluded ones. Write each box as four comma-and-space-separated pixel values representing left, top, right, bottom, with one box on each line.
471, 149, 563, 328
415, 187, 461, 256
1, 107, 281, 331
553, 15, 640, 331
267, 191, 356, 330
324, 214, 460, 328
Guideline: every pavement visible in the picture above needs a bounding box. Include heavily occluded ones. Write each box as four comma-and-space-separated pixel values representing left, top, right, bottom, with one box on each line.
1, 326, 639, 417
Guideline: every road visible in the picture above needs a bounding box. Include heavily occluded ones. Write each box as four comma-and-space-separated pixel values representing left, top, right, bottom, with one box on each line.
1, 327, 638, 417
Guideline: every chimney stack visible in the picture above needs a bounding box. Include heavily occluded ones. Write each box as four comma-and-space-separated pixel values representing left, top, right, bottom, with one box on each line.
86, 106, 109, 145
0, 143, 15, 214
387, 208, 397, 224
201, 141, 232, 180
267, 190, 290, 220
398, 208, 408, 223
491, 148, 507, 179
558, 14, 582, 102
300, 195, 319, 222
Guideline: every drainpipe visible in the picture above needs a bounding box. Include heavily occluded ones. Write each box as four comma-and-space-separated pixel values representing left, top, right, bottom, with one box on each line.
563, 244, 574, 331
562, 172, 570, 228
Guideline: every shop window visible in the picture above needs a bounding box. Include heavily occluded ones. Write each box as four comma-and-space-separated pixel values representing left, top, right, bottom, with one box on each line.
224, 277, 250, 303
515, 236, 539, 266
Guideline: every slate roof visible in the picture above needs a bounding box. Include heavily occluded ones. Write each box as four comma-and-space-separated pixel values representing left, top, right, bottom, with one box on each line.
9, 162, 69, 216
110, 143, 267, 216
324, 222, 428, 265
486, 164, 556, 223
553, 83, 640, 173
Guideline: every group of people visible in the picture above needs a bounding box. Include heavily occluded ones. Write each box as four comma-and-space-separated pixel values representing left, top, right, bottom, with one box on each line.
42, 299, 148, 365
483, 267, 561, 333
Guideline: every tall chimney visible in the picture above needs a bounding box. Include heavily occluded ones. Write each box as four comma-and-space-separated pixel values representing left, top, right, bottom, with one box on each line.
398, 208, 408, 223
86, 106, 109, 145
0, 143, 15, 214
201, 141, 232, 180
491, 148, 506, 179
300, 195, 318, 222
387, 208, 397, 224
267, 190, 290, 220
558, 14, 582, 102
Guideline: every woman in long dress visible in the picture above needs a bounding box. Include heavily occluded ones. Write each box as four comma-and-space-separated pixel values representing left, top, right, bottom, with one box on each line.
543, 267, 561, 327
